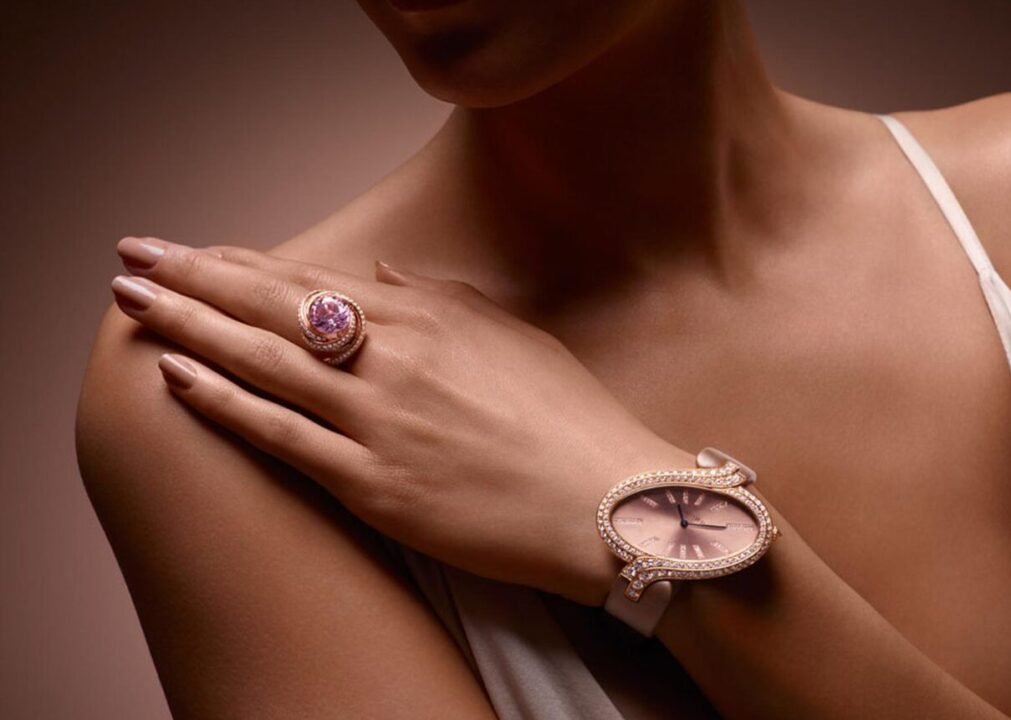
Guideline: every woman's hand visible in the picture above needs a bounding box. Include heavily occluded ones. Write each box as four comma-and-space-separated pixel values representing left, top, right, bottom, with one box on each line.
111, 237, 693, 605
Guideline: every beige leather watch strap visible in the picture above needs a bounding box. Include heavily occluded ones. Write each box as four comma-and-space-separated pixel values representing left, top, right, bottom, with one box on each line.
603, 576, 676, 636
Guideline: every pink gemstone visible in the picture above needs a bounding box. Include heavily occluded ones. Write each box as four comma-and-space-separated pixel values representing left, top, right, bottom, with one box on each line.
308, 295, 352, 337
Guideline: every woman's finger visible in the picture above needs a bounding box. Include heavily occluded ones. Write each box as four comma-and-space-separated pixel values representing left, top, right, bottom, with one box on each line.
196, 243, 549, 350
116, 237, 406, 336
373, 262, 565, 349
200, 244, 560, 350
111, 274, 377, 436
157, 352, 373, 497
212, 243, 545, 339
205, 244, 361, 291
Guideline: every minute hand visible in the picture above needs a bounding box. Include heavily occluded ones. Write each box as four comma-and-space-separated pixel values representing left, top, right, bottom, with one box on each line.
686, 521, 728, 529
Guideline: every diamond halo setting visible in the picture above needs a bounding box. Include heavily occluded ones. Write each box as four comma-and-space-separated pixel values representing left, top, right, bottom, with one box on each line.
297, 289, 367, 366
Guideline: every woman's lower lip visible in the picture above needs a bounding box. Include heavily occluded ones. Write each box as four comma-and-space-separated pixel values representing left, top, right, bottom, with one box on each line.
388, 0, 466, 11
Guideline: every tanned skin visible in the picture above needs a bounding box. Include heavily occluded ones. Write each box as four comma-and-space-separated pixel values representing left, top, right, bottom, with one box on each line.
77, 2, 1011, 717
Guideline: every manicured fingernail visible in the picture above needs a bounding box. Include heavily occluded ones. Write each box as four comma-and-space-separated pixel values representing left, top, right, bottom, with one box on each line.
158, 354, 197, 389
375, 259, 409, 281
111, 275, 158, 313
117, 236, 166, 274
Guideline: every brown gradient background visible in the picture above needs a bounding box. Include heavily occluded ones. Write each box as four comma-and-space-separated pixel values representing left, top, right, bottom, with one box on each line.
1, 1, 1008, 717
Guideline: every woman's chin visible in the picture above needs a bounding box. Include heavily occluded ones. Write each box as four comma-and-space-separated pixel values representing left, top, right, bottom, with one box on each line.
408, 68, 547, 109
394, 47, 552, 108
361, 0, 659, 109
399, 36, 602, 109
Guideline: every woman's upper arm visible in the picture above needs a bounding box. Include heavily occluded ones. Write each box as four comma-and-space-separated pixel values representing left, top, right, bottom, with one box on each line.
76, 305, 495, 719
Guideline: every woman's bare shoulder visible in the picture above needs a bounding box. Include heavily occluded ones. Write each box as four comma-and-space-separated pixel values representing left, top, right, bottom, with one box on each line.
76, 282, 496, 715
76, 305, 185, 488
893, 93, 1011, 277
265, 160, 437, 275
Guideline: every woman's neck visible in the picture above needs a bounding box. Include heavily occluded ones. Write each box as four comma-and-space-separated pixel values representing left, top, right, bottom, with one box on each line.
418, 1, 804, 293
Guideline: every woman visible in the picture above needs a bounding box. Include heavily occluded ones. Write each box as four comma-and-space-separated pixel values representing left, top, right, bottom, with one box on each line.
76, 1, 1011, 718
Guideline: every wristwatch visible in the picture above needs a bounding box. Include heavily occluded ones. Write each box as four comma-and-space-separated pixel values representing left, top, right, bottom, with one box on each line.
597, 447, 781, 636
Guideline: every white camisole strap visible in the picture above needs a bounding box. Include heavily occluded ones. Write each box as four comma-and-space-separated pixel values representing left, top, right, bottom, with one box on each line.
877, 114, 1011, 370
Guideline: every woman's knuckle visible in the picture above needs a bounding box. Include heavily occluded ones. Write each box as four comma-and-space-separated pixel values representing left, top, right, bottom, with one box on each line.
371, 335, 431, 378
405, 305, 444, 336
173, 248, 206, 278
261, 411, 300, 448
208, 382, 236, 411
296, 267, 333, 289
163, 300, 198, 335
251, 277, 293, 312
248, 334, 288, 373
206, 245, 243, 262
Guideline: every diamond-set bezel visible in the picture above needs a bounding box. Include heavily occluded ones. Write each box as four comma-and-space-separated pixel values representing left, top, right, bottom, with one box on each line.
597, 463, 776, 601
297, 290, 367, 366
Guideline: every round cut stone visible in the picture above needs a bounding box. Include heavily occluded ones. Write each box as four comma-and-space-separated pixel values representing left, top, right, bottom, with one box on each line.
308, 295, 352, 337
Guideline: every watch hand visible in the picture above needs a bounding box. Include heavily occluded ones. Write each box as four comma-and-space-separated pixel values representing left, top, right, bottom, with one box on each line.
676, 503, 688, 528
686, 522, 728, 529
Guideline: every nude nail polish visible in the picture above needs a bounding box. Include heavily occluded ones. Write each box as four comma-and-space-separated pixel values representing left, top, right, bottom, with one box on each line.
158, 354, 197, 389
375, 259, 408, 282
117, 236, 166, 274
111, 275, 157, 314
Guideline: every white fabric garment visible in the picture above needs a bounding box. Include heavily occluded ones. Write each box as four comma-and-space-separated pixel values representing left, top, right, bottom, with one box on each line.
384, 114, 1011, 720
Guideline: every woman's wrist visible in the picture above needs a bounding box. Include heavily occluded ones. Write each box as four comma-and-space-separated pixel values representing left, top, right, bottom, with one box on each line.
591, 445, 783, 640
574, 438, 699, 606
653, 495, 785, 650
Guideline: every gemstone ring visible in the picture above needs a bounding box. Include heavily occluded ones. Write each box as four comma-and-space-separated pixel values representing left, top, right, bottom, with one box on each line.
297, 289, 367, 366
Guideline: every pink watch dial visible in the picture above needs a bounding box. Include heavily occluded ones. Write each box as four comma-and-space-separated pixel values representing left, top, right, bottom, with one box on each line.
610, 486, 760, 562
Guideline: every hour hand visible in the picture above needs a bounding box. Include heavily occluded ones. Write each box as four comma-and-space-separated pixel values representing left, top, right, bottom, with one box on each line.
687, 521, 727, 529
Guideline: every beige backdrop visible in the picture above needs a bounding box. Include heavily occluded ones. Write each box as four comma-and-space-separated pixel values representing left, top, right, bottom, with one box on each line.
1, 1, 1008, 718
